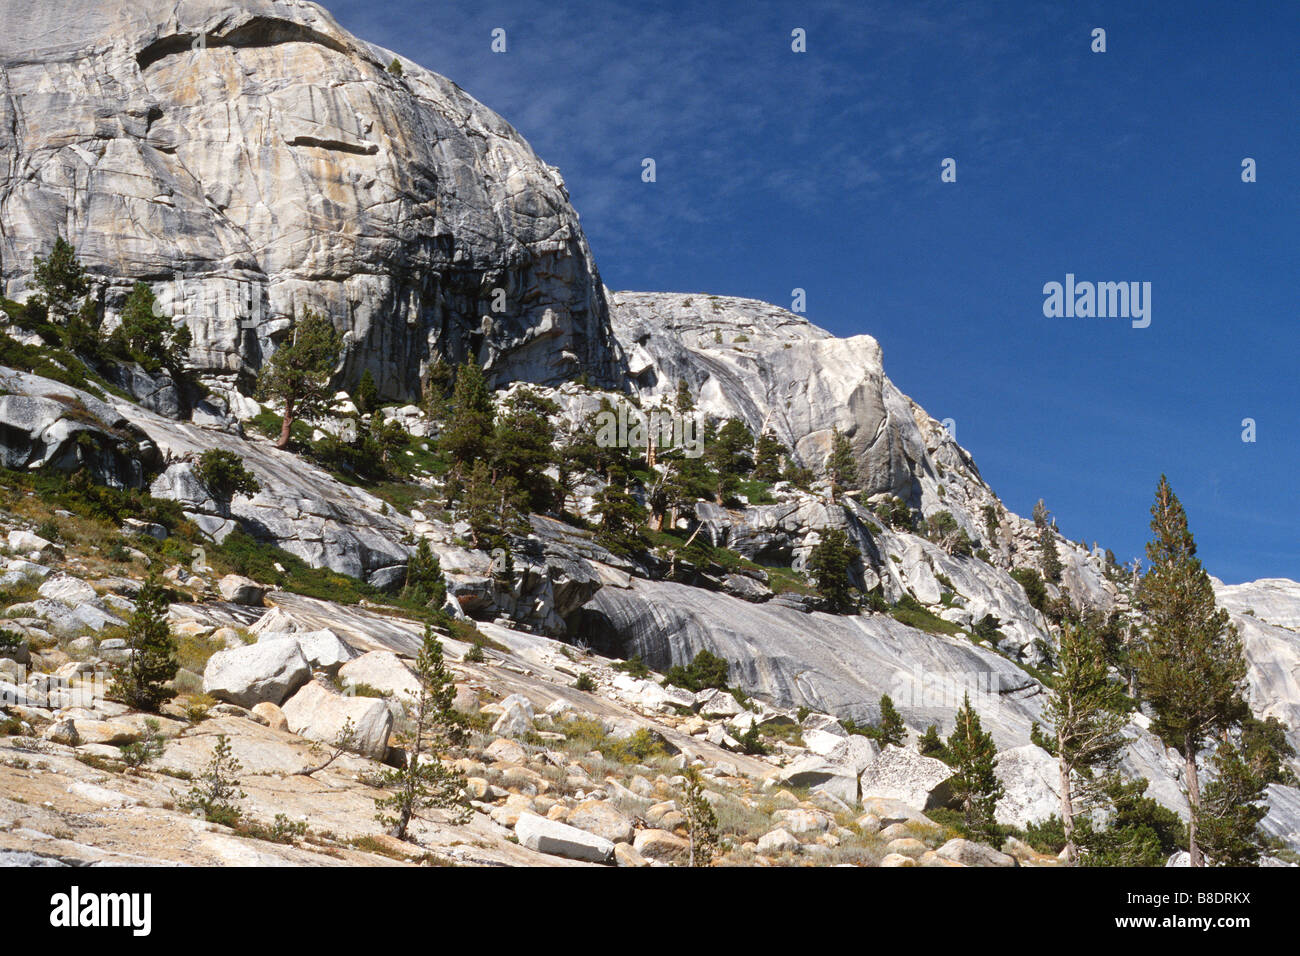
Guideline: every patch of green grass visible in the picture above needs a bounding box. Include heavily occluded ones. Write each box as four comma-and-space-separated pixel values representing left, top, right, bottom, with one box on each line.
735, 479, 774, 505
554, 717, 672, 764
889, 594, 965, 636
0, 326, 128, 402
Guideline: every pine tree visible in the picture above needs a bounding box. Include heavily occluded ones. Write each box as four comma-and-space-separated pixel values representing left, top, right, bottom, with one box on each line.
402, 537, 446, 609
354, 368, 379, 414
918, 724, 948, 760
1032, 498, 1050, 530
112, 282, 192, 375
195, 449, 260, 512
374, 624, 468, 841
422, 355, 455, 421
32, 236, 89, 323
824, 427, 858, 503
368, 413, 407, 470
876, 694, 906, 747
1135, 475, 1249, 867
752, 432, 786, 483
1240, 715, 1297, 785
703, 417, 754, 504
439, 361, 495, 493
681, 766, 719, 867
1042, 620, 1129, 863
459, 459, 500, 548
491, 387, 559, 514
178, 733, 246, 827
1196, 737, 1269, 866
594, 462, 647, 556
1039, 526, 1063, 583
981, 504, 1000, 545
807, 528, 857, 612
946, 692, 1004, 838
256, 308, 343, 448
674, 377, 695, 415
109, 573, 178, 712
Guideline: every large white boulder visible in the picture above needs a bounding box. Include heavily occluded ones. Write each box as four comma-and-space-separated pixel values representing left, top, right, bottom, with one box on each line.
515, 812, 615, 863
857, 745, 955, 811
218, 574, 267, 606
202, 640, 311, 708
280, 680, 393, 759
776, 735, 880, 806
994, 744, 1061, 828
258, 628, 358, 674
36, 574, 97, 606
339, 650, 420, 700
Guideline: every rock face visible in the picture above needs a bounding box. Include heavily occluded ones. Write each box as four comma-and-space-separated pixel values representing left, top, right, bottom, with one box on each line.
1213, 577, 1300, 767
613, 292, 931, 503
123, 399, 414, 583
0, 368, 156, 488
575, 575, 1047, 745
0, 0, 620, 395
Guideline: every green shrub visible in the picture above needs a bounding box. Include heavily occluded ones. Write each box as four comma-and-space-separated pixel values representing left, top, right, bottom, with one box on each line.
890, 594, 964, 636
736, 721, 767, 755
664, 649, 730, 693
196, 449, 260, 504
177, 733, 246, 826
120, 718, 166, 770
612, 655, 651, 679
1011, 567, 1049, 613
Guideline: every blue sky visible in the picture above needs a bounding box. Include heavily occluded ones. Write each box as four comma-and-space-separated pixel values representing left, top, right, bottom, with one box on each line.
325, 0, 1298, 583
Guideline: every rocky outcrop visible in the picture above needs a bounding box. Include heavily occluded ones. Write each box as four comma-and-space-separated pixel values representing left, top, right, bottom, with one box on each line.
117, 397, 414, 584
0, 0, 621, 396
1213, 577, 1300, 770
573, 574, 1048, 745
612, 292, 934, 504
0, 367, 157, 488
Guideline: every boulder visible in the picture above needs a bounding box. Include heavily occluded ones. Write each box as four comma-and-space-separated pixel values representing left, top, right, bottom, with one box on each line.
756, 828, 801, 855
857, 745, 955, 811
773, 808, 834, 835
121, 518, 167, 540
280, 680, 393, 759
614, 842, 651, 867
43, 718, 80, 746
775, 737, 878, 806
492, 695, 536, 738
935, 838, 1018, 868
885, 837, 928, 859
633, 828, 691, 863
515, 813, 615, 864
7, 531, 62, 560
694, 688, 745, 718
218, 574, 267, 606
259, 629, 358, 674
565, 800, 634, 845
202, 640, 311, 708
249, 702, 289, 732
339, 651, 420, 700
37, 575, 98, 606
994, 744, 1061, 828
484, 738, 528, 765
